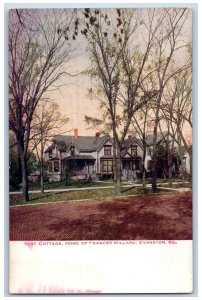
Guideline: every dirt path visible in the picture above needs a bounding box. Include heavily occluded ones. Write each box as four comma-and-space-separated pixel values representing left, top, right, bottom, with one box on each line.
10, 192, 192, 240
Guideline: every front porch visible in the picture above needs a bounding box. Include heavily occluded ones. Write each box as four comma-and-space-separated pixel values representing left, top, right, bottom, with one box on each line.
122, 157, 142, 181
62, 155, 96, 180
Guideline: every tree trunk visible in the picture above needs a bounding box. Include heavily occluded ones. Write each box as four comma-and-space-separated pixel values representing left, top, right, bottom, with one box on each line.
151, 126, 158, 193
17, 155, 22, 183
21, 153, 29, 203
142, 148, 147, 190
167, 145, 173, 187
40, 146, 44, 193
115, 146, 122, 195
178, 146, 185, 186
113, 140, 122, 195
142, 168, 146, 190
112, 138, 117, 193
189, 152, 192, 183
151, 157, 157, 193
168, 164, 172, 187
40, 161, 44, 194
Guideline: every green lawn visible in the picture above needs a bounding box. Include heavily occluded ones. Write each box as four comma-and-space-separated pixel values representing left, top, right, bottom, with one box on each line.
13, 178, 191, 192
31, 179, 189, 189
10, 186, 153, 206
27, 179, 126, 191
10, 179, 191, 206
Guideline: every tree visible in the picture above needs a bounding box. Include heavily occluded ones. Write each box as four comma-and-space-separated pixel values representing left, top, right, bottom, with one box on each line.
143, 8, 191, 192
9, 9, 76, 202
161, 63, 192, 183
82, 8, 163, 194
29, 99, 69, 193
9, 145, 37, 191
131, 104, 154, 189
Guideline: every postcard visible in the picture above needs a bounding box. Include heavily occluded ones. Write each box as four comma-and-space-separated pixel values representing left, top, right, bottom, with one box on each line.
9, 6, 193, 294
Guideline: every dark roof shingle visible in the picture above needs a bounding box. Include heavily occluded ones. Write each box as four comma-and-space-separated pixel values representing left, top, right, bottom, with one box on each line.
52, 134, 110, 152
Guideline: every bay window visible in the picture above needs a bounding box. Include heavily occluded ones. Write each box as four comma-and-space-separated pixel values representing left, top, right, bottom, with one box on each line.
101, 160, 113, 173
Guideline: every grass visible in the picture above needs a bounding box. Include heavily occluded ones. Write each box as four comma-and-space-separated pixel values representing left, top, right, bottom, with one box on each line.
10, 186, 156, 206
13, 177, 191, 192
158, 182, 192, 189
9, 178, 191, 206
27, 179, 128, 191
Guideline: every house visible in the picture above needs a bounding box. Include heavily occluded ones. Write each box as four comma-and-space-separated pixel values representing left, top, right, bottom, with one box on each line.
44, 129, 168, 182
176, 145, 192, 175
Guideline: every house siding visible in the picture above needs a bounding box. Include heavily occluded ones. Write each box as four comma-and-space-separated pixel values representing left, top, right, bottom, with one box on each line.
44, 132, 173, 181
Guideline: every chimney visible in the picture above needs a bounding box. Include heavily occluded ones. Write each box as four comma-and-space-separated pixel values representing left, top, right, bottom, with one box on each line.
74, 128, 78, 139
95, 132, 101, 137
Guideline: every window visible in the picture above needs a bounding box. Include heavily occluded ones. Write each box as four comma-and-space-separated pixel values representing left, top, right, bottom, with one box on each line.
104, 145, 112, 155
48, 162, 53, 173
70, 145, 75, 156
147, 147, 153, 155
133, 160, 140, 170
49, 150, 53, 158
54, 161, 59, 172
131, 145, 137, 156
147, 160, 152, 170
101, 160, 113, 173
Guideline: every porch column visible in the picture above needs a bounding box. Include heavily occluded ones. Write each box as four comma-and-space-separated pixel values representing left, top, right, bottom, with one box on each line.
65, 160, 68, 185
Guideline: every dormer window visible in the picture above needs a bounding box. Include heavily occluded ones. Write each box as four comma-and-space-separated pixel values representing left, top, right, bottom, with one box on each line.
70, 145, 75, 156
131, 145, 137, 156
49, 149, 53, 158
104, 145, 112, 155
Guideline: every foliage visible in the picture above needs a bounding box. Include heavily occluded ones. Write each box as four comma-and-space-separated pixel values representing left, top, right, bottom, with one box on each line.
9, 9, 75, 201
9, 148, 21, 190
27, 152, 38, 175
9, 149, 38, 190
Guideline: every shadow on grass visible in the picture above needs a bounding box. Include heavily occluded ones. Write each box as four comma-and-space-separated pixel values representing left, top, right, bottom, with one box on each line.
121, 186, 140, 193
121, 186, 151, 194
27, 191, 68, 202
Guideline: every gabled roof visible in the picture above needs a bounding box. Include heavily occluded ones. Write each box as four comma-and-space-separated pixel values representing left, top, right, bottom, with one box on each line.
144, 131, 168, 146
174, 145, 192, 155
121, 131, 168, 155
44, 132, 168, 154
44, 142, 67, 153
44, 144, 55, 153
122, 137, 142, 149
46, 134, 110, 152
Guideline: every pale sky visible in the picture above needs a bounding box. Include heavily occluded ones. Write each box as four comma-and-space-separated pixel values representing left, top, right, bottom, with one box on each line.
46, 8, 192, 139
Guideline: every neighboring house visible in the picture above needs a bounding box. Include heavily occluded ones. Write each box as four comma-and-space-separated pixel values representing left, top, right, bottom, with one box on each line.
143, 132, 169, 172
177, 145, 192, 175
44, 129, 169, 182
182, 150, 191, 174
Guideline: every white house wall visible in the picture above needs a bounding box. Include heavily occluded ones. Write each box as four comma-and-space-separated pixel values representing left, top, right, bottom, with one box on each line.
183, 152, 191, 173
98, 140, 113, 157
97, 140, 113, 173
44, 146, 58, 161
44, 138, 173, 176
126, 143, 144, 157
44, 152, 50, 161
60, 152, 67, 159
